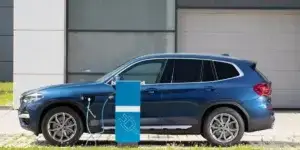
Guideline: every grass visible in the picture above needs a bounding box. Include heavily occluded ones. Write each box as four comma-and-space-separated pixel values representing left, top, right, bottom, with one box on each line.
0, 82, 13, 106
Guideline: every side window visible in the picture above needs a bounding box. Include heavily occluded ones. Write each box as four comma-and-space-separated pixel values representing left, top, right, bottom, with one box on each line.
172, 59, 202, 83
119, 59, 166, 84
201, 60, 216, 82
159, 59, 174, 83
214, 61, 240, 80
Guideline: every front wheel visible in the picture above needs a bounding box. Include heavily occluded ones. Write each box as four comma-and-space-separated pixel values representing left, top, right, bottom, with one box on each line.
41, 106, 84, 146
202, 107, 245, 146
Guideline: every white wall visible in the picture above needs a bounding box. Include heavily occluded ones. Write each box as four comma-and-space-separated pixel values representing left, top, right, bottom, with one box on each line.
13, 0, 66, 108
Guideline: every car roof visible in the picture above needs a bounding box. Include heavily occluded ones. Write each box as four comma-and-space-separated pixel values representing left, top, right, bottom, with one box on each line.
133, 53, 250, 64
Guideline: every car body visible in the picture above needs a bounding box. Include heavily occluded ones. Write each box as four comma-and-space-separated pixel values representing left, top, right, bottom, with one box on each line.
18, 53, 275, 146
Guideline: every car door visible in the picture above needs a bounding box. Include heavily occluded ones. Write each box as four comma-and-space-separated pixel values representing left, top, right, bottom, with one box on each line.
117, 59, 168, 127
158, 59, 213, 129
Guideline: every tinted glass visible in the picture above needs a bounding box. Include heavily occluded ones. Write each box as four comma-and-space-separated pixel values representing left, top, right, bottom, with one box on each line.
159, 59, 174, 83
119, 59, 166, 84
202, 60, 215, 82
214, 61, 239, 80
172, 59, 202, 83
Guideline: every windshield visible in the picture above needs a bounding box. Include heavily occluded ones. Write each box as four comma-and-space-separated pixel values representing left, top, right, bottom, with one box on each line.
96, 58, 134, 82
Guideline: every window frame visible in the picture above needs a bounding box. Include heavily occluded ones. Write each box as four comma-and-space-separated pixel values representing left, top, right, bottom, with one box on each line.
201, 60, 217, 82
105, 57, 244, 85
170, 59, 203, 83
117, 59, 168, 84
212, 60, 242, 81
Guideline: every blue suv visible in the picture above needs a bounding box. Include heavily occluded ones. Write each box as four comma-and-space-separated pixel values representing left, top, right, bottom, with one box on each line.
18, 53, 274, 146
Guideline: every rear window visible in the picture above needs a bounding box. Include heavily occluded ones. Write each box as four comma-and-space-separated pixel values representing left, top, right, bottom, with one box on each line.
214, 61, 240, 80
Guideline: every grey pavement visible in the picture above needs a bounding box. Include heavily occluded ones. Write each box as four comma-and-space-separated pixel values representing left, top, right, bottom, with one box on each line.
1, 110, 300, 144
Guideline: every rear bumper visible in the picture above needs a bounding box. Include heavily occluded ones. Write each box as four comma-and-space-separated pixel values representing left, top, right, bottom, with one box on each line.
247, 114, 275, 132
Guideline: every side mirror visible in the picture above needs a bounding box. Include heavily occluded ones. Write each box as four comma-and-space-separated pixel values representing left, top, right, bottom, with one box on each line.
111, 75, 121, 86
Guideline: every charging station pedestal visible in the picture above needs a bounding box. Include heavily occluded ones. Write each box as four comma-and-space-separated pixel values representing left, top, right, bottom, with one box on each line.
115, 80, 141, 146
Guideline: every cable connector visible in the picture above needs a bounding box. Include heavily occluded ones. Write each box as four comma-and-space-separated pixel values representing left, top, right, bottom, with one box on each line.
85, 94, 113, 145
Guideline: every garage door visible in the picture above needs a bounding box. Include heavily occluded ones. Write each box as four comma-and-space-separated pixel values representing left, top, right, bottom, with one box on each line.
178, 9, 300, 108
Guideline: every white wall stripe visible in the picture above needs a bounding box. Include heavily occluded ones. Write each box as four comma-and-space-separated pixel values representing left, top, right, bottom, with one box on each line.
115, 106, 140, 112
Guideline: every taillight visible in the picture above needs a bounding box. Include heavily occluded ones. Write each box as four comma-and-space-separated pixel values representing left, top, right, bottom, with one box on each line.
253, 83, 272, 96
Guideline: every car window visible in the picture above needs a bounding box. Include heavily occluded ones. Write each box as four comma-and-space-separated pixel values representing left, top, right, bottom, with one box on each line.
158, 59, 174, 83
201, 60, 216, 82
213, 61, 240, 80
118, 59, 166, 84
172, 59, 202, 83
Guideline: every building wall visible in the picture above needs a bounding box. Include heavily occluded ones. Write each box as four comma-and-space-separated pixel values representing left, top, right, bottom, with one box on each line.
13, 0, 66, 108
0, 0, 13, 81
66, 0, 176, 83
12, 0, 300, 108
177, 0, 300, 8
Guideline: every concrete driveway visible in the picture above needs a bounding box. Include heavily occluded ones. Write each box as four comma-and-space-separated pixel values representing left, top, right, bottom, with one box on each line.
0, 110, 299, 144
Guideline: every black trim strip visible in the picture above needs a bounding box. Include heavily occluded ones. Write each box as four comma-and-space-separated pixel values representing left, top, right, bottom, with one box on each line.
68, 29, 175, 33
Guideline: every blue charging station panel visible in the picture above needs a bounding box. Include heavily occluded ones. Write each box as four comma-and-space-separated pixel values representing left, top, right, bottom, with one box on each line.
115, 80, 141, 144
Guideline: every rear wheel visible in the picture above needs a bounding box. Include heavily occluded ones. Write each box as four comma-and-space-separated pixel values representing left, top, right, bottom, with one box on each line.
202, 107, 245, 146
41, 106, 84, 146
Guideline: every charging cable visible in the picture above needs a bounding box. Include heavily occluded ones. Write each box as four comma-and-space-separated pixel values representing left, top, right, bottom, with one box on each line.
85, 94, 113, 145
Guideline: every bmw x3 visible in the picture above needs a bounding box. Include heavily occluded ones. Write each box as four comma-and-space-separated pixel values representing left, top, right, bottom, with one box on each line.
18, 53, 275, 146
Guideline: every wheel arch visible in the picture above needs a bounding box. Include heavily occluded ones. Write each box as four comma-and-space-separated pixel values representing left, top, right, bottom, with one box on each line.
200, 102, 250, 133
38, 101, 86, 134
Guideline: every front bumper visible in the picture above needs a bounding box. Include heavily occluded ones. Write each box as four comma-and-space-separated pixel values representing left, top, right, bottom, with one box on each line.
18, 101, 42, 135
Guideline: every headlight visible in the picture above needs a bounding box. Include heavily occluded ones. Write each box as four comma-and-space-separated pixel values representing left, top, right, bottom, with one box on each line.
23, 92, 44, 103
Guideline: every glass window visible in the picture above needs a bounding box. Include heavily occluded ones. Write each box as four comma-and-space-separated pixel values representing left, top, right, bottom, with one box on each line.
67, 32, 175, 73
214, 61, 240, 80
159, 59, 174, 83
172, 59, 202, 83
68, 0, 175, 30
201, 60, 215, 82
119, 59, 166, 84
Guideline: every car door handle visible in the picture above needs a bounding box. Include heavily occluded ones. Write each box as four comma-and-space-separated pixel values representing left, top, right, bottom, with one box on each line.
145, 88, 158, 94
204, 86, 215, 92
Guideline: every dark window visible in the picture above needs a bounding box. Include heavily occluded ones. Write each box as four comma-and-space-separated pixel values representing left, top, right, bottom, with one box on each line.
172, 59, 202, 83
214, 61, 240, 80
201, 60, 215, 82
159, 59, 174, 83
119, 59, 166, 84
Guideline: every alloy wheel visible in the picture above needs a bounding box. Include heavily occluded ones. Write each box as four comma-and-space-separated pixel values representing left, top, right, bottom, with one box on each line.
47, 112, 78, 143
209, 113, 239, 143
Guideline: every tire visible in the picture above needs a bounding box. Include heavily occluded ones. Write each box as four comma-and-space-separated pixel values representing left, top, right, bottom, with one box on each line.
202, 107, 245, 146
41, 106, 84, 146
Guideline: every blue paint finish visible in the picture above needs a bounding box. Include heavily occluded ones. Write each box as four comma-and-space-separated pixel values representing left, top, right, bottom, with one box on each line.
17, 53, 274, 138
115, 81, 141, 144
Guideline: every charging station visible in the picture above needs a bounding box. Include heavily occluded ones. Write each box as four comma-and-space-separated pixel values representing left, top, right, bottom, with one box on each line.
115, 80, 141, 145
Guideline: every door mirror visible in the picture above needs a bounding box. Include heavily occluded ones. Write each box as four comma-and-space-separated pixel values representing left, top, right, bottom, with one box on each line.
111, 75, 121, 85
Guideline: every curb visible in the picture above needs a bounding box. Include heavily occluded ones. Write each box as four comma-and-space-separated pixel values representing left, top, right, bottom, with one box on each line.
0, 106, 13, 110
